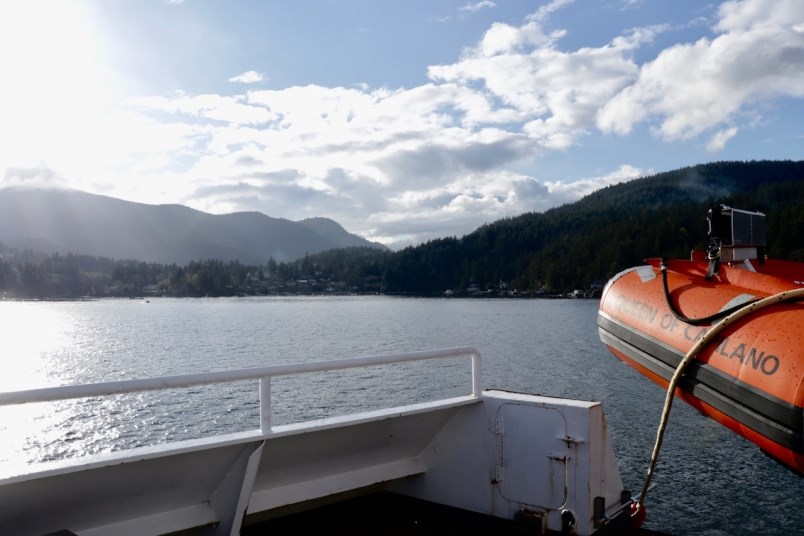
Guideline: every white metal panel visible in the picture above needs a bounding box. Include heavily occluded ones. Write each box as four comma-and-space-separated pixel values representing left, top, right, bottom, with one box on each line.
249, 457, 426, 512
389, 390, 627, 536
0, 441, 262, 536
498, 403, 567, 509
248, 403, 466, 514
77, 505, 217, 536
209, 441, 265, 536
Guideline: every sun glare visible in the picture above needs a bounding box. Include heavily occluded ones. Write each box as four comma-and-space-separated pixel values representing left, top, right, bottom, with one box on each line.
0, 303, 70, 391
0, 302, 78, 470
0, 1, 112, 180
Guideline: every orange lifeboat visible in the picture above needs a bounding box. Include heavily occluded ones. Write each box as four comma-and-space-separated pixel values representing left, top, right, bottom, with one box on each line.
598, 206, 804, 475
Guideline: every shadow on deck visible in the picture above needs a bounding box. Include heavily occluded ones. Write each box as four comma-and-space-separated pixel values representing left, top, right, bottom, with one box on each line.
242, 491, 675, 536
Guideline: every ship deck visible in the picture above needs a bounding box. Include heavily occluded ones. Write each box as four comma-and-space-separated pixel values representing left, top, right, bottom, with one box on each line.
242, 491, 674, 536
2, 348, 650, 536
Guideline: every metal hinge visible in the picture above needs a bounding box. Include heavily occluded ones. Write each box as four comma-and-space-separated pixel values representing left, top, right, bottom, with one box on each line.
494, 418, 504, 435
547, 451, 569, 462
495, 465, 505, 481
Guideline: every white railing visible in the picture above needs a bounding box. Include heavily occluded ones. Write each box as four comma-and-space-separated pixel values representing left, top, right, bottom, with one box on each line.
0, 347, 482, 434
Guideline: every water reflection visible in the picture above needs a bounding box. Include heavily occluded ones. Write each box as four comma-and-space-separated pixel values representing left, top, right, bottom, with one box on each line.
0, 297, 801, 535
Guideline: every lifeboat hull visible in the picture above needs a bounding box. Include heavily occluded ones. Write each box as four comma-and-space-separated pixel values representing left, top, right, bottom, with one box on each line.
597, 257, 804, 474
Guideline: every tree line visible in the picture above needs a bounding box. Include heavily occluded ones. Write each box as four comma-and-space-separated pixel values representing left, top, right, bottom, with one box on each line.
0, 249, 390, 299
1, 160, 802, 299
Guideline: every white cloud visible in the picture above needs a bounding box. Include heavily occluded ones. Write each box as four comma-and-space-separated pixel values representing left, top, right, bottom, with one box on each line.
527, 0, 575, 24
131, 93, 278, 125
229, 70, 265, 84
430, 26, 638, 148
544, 165, 647, 203
715, 0, 802, 33
361, 170, 550, 246
473, 20, 563, 57
707, 127, 739, 152
598, 0, 804, 140
459, 2, 496, 13
2, 165, 64, 189
620, 0, 644, 10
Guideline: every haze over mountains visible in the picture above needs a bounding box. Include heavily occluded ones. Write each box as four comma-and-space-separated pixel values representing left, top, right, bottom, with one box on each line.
0, 188, 386, 265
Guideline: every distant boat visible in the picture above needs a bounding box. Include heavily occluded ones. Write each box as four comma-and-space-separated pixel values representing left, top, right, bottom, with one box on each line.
599, 205, 804, 475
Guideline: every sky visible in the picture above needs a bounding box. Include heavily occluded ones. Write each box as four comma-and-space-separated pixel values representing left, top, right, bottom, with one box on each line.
0, 0, 802, 249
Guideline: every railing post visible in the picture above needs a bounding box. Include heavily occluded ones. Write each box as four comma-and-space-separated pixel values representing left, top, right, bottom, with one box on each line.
259, 376, 272, 434
471, 351, 482, 397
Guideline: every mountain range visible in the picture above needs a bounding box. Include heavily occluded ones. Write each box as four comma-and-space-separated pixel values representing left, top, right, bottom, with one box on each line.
0, 188, 386, 265
0, 160, 801, 298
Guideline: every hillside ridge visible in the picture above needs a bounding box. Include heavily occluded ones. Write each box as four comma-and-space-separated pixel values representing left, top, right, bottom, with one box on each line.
0, 187, 386, 264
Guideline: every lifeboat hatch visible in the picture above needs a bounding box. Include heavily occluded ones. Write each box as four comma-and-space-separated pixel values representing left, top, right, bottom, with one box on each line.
496, 403, 567, 509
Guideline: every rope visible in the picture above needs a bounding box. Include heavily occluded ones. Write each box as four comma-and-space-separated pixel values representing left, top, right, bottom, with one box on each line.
635, 285, 804, 514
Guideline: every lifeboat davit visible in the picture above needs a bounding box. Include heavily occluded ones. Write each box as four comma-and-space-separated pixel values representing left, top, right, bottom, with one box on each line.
598, 205, 804, 475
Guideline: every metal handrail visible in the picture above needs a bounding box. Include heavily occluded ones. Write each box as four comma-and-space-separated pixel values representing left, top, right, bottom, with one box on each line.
0, 346, 482, 433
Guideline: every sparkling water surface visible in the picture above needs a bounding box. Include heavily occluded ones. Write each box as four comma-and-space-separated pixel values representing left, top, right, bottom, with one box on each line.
0, 296, 801, 535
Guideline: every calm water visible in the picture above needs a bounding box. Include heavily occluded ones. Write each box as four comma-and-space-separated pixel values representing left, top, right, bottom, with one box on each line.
0, 297, 801, 535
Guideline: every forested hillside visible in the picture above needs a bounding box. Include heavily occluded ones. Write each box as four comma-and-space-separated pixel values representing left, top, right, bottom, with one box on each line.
0, 160, 802, 298
381, 160, 804, 294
